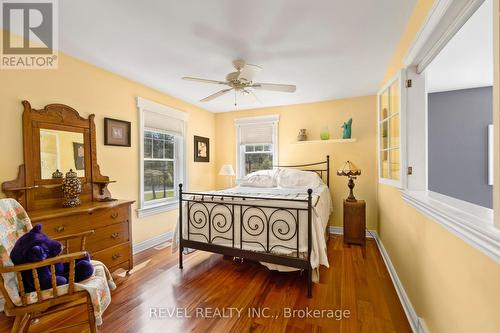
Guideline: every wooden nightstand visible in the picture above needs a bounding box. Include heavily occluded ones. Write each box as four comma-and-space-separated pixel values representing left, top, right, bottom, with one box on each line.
343, 200, 366, 248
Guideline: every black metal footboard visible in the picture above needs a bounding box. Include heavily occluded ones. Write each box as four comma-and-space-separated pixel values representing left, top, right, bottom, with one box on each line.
178, 184, 314, 298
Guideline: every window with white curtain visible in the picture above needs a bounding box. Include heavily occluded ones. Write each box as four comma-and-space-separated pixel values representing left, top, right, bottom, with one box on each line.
137, 97, 187, 217
235, 115, 279, 178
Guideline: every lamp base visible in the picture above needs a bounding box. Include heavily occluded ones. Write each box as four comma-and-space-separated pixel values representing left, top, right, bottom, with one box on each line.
346, 177, 357, 202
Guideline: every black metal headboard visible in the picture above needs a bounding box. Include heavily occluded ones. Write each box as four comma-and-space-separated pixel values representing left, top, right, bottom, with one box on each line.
274, 155, 330, 187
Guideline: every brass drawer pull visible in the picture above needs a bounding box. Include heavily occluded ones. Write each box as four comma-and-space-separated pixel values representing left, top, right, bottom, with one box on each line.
55, 225, 65, 233
110, 232, 119, 239
111, 212, 119, 219
112, 253, 122, 260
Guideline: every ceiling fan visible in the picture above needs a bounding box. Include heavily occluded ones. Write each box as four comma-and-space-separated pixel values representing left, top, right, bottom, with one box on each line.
182, 59, 296, 105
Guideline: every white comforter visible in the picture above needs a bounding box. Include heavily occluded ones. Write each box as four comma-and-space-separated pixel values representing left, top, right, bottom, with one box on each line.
172, 185, 332, 281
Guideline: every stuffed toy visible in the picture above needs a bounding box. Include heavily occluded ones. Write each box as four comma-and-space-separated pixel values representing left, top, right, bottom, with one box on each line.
10, 224, 94, 293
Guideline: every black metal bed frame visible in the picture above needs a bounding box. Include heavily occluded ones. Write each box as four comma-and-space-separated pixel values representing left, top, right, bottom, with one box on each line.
178, 155, 330, 298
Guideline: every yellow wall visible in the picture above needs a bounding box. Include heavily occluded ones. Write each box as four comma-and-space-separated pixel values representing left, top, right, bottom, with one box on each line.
379, 1, 500, 332
0, 50, 216, 244
214, 96, 378, 230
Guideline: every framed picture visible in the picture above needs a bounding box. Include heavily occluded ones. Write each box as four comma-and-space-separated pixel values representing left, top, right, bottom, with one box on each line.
72, 142, 85, 170
194, 135, 209, 162
104, 118, 131, 147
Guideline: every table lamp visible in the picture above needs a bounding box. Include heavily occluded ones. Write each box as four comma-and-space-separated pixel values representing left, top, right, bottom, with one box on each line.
219, 164, 235, 188
336, 160, 361, 202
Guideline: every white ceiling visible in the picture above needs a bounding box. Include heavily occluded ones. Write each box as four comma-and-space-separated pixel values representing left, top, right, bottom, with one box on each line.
56, 0, 415, 112
426, 0, 493, 93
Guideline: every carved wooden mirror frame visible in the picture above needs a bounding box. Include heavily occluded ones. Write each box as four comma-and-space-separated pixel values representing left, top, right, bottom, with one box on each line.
2, 101, 112, 211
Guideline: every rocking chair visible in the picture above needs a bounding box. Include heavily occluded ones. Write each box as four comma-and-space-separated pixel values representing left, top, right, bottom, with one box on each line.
0, 199, 109, 332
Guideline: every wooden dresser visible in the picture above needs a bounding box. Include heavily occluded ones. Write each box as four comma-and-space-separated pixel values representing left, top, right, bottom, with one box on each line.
2, 101, 134, 273
29, 200, 134, 272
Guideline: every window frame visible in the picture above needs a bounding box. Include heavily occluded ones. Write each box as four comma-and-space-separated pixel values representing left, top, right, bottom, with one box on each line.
397, 0, 500, 263
137, 97, 187, 218
234, 115, 279, 180
377, 70, 407, 188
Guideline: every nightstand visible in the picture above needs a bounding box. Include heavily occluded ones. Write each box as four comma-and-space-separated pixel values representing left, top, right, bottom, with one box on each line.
343, 199, 366, 248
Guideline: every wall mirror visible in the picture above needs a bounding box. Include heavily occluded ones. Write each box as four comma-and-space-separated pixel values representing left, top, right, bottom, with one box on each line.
40, 129, 86, 179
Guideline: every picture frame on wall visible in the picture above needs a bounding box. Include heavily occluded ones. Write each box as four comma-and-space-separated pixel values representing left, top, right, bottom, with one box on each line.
104, 117, 131, 147
194, 135, 209, 162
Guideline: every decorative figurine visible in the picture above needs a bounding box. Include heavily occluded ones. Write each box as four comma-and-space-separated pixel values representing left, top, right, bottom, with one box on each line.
341, 118, 353, 139
320, 126, 330, 140
297, 129, 307, 141
62, 169, 82, 207
52, 169, 63, 179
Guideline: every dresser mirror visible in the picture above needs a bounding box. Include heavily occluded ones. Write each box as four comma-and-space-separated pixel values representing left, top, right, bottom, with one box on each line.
2, 101, 111, 211
40, 128, 86, 179
1, 101, 134, 274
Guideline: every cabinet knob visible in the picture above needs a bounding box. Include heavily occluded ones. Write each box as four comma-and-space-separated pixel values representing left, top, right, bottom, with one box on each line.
112, 253, 121, 260
110, 232, 119, 239
55, 225, 65, 233
111, 212, 118, 219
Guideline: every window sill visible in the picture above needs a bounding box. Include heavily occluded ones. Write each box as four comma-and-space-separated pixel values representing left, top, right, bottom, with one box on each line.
137, 200, 178, 218
400, 190, 500, 263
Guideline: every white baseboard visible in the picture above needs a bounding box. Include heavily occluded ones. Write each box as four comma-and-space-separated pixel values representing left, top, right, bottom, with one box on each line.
133, 231, 173, 255
329, 226, 428, 333
328, 226, 378, 238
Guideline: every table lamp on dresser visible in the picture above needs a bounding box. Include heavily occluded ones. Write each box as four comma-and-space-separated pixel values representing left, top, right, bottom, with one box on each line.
219, 164, 235, 188
337, 161, 366, 251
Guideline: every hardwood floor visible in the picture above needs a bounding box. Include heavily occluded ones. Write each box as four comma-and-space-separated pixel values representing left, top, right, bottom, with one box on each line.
0, 236, 411, 333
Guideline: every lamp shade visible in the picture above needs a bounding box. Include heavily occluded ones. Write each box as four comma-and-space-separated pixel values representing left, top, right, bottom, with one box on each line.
219, 164, 235, 176
336, 160, 361, 177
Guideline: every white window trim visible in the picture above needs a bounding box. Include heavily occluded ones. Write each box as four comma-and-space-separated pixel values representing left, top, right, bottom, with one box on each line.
399, 0, 500, 263
234, 115, 279, 180
377, 70, 407, 188
136, 97, 187, 218
401, 190, 500, 263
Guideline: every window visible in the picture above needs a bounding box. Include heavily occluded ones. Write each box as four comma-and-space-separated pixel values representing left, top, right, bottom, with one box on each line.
398, 0, 499, 263
143, 129, 175, 202
137, 97, 187, 217
378, 72, 405, 187
235, 115, 279, 178
243, 144, 273, 175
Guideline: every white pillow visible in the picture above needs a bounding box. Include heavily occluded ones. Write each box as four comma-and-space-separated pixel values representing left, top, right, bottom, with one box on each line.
239, 169, 279, 188
277, 169, 322, 188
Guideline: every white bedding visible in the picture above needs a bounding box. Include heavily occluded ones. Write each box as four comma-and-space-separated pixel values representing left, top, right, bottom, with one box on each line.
172, 184, 332, 281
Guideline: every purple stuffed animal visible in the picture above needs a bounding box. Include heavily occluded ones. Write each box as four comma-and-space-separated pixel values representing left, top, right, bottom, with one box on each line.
10, 224, 94, 293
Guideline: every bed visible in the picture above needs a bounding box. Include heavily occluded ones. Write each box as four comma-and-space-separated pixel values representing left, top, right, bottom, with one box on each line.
174, 156, 332, 297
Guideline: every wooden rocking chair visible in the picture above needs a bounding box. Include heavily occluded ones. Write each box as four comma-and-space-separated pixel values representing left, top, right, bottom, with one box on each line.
0, 199, 100, 333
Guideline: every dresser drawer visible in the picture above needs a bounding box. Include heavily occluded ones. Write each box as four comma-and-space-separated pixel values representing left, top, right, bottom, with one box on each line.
41, 204, 129, 238
90, 205, 129, 226
86, 223, 129, 252
91, 242, 131, 269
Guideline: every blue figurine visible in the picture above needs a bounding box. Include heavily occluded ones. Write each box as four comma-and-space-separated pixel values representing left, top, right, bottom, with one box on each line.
341, 118, 352, 139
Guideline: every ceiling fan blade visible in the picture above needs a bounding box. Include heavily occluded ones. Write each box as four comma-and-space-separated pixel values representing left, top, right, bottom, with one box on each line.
238, 64, 262, 82
200, 88, 233, 102
182, 77, 228, 85
252, 83, 296, 93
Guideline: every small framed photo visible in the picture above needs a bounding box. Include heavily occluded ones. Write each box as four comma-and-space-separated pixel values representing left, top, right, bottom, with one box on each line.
194, 135, 209, 162
104, 118, 131, 147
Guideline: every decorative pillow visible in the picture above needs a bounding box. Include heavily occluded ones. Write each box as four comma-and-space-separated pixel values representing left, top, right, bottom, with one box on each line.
239, 169, 279, 188
277, 169, 322, 188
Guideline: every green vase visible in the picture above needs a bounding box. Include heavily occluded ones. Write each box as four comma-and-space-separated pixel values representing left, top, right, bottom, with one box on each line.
320, 126, 330, 140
